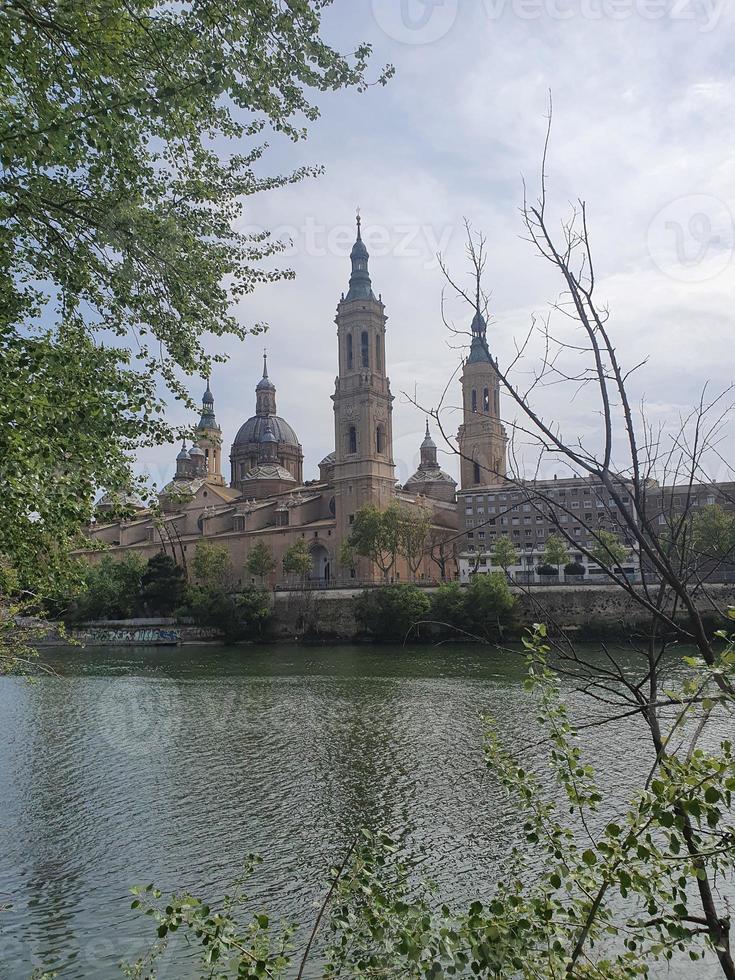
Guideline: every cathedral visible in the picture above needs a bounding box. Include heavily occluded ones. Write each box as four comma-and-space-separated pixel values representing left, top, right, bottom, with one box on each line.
91, 215, 508, 586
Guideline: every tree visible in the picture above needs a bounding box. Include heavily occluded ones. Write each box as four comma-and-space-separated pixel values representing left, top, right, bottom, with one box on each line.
542, 534, 570, 574
139, 553, 186, 616
67, 553, 146, 622
491, 536, 518, 573
347, 504, 404, 579
246, 541, 276, 585
236, 587, 272, 636
589, 529, 629, 569
0, 0, 391, 599
282, 539, 312, 585
192, 540, 234, 592
690, 504, 735, 565
397, 506, 431, 580
353, 584, 431, 642
464, 571, 517, 640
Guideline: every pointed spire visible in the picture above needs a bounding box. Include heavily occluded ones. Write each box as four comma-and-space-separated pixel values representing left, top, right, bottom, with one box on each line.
468, 307, 492, 364
262, 350, 269, 380
345, 208, 375, 302
198, 375, 219, 429
420, 420, 438, 466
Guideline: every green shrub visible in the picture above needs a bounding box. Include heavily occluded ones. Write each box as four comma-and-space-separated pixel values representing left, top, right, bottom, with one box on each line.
564, 561, 586, 576
354, 584, 431, 642
430, 573, 516, 642
182, 585, 271, 642
536, 563, 558, 577
430, 581, 468, 632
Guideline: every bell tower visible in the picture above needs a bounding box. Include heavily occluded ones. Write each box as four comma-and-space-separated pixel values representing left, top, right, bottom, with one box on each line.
457, 308, 508, 488
194, 378, 225, 485
331, 212, 395, 576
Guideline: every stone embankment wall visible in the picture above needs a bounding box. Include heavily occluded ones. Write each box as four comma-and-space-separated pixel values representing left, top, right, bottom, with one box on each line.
271, 583, 735, 642
39, 585, 735, 647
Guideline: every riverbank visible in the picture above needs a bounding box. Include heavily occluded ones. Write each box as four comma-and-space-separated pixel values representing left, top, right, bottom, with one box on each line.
32, 582, 735, 646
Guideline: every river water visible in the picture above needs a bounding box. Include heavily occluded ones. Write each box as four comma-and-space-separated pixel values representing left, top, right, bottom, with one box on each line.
0, 642, 726, 978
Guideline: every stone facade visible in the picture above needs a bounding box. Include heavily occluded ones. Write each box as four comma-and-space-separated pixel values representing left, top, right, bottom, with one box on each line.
86, 216, 458, 585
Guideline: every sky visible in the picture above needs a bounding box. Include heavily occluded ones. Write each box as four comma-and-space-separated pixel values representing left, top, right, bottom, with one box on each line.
137, 0, 735, 491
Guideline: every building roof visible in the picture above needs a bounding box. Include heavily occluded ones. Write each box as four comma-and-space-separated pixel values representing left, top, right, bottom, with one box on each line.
241, 462, 297, 483
232, 414, 300, 448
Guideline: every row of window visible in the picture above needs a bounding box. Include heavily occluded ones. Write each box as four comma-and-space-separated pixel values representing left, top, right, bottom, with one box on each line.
463, 490, 631, 506
470, 387, 499, 414
345, 424, 386, 455
346, 330, 382, 372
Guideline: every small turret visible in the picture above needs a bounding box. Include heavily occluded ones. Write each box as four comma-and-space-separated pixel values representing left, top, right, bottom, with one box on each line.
255, 352, 277, 416
175, 440, 191, 480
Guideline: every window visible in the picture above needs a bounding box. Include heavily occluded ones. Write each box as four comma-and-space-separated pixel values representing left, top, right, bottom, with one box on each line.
471, 389, 477, 413
483, 387, 490, 413
361, 330, 369, 368
473, 461, 481, 484
348, 426, 357, 454
467, 531, 474, 539
346, 333, 353, 369
523, 504, 531, 512
376, 424, 385, 454
375, 334, 382, 371
478, 530, 485, 539
349, 514, 355, 525
571, 500, 580, 509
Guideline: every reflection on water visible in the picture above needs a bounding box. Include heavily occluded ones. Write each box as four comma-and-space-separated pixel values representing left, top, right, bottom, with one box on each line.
0, 643, 722, 978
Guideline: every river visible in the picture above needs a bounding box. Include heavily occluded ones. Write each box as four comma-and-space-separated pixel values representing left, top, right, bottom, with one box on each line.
0, 642, 726, 978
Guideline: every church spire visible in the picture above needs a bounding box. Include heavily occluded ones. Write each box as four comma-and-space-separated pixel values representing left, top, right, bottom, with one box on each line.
345, 208, 375, 302
198, 376, 218, 428
255, 349, 277, 415
468, 307, 492, 364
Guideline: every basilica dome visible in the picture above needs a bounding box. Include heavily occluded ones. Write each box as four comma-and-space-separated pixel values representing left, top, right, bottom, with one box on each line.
229, 354, 304, 491
232, 414, 300, 448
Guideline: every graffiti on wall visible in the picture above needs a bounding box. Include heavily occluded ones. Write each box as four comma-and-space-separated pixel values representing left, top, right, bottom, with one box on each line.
83, 627, 181, 645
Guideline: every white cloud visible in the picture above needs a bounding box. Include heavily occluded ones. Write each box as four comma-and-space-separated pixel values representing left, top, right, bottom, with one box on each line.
138, 0, 735, 490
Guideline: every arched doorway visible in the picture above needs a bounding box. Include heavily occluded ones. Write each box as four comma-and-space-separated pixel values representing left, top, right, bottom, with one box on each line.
309, 544, 331, 584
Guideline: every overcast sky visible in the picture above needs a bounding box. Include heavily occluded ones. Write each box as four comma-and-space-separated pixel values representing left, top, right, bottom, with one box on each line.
138, 0, 735, 490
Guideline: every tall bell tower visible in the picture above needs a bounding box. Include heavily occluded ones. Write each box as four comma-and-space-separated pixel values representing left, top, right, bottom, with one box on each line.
194, 379, 225, 485
457, 308, 508, 488
331, 213, 395, 576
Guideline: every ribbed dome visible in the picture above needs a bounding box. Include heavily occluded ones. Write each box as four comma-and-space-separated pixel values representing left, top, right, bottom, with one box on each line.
233, 414, 300, 448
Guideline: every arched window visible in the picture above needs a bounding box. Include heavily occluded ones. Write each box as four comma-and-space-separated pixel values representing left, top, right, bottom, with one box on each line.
473, 461, 481, 485
471, 389, 477, 413
348, 426, 357, 454
483, 387, 490, 413
346, 333, 353, 370
375, 334, 382, 371
376, 424, 385, 454
361, 330, 369, 368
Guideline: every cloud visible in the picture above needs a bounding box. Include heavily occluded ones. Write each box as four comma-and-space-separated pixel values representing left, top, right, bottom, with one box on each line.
138, 0, 735, 490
